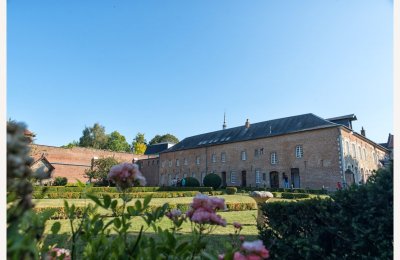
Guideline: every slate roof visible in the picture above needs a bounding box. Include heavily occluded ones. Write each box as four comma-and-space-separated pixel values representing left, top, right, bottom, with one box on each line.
162, 113, 338, 153
144, 142, 174, 155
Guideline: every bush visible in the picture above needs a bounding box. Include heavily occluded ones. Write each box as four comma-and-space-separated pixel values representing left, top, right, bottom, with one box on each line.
281, 192, 309, 199
203, 173, 222, 190
53, 177, 68, 186
259, 164, 393, 259
183, 177, 200, 187
225, 187, 237, 195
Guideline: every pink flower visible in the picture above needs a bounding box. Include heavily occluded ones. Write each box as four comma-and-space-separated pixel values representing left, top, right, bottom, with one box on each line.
233, 222, 242, 229
218, 254, 225, 260
46, 248, 71, 260
233, 252, 247, 260
166, 209, 182, 220
239, 235, 245, 242
186, 194, 227, 227
108, 163, 146, 190
241, 240, 269, 259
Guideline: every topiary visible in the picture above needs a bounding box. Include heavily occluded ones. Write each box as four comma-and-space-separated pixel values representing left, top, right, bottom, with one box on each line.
225, 187, 237, 195
53, 177, 68, 186
183, 177, 200, 187
203, 173, 222, 190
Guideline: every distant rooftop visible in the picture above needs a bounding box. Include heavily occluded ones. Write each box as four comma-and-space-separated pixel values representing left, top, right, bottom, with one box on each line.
144, 142, 175, 155
163, 113, 338, 153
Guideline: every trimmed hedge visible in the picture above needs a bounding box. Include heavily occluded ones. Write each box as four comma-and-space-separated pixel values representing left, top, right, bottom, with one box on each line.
280, 192, 310, 199
34, 201, 256, 220
259, 164, 393, 259
33, 190, 225, 200
33, 186, 214, 193
203, 174, 222, 189
225, 187, 237, 195
183, 177, 200, 187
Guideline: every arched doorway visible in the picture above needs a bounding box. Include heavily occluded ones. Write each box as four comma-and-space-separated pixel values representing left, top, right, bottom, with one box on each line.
270, 171, 279, 188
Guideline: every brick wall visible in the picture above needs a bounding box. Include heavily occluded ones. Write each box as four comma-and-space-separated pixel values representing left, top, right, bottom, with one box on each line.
137, 157, 160, 186
29, 144, 149, 183
158, 127, 369, 191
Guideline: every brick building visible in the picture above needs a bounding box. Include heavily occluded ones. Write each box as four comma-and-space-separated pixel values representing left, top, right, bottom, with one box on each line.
29, 144, 150, 183
158, 113, 389, 191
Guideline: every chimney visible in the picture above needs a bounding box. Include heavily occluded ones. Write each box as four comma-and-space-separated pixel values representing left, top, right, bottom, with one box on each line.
361, 127, 365, 137
222, 112, 227, 130
245, 119, 250, 128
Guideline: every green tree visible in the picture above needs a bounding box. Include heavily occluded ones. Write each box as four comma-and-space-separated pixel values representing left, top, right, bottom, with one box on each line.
84, 157, 119, 185
105, 131, 130, 152
79, 123, 109, 149
131, 133, 147, 154
61, 140, 79, 148
149, 134, 179, 145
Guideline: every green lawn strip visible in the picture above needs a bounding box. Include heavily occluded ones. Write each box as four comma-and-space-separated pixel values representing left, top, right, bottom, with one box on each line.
42, 210, 259, 256
33, 195, 257, 208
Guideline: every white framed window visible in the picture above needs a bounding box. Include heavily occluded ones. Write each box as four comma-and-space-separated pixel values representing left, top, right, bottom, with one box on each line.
346, 141, 350, 155
192, 172, 196, 178
255, 169, 261, 184
184, 158, 188, 165
271, 152, 277, 164
196, 156, 200, 165
221, 152, 226, 163
260, 148, 264, 155
230, 171, 236, 184
295, 145, 303, 158
358, 146, 362, 160
183, 173, 187, 178
168, 160, 172, 167
363, 149, 366, 160
211, 153, 216, 163
254, 149, 259, 157
176, 159, 180, 167
241, 151, 247, 161
352, 144, 356, 158
161, 161, 165, 168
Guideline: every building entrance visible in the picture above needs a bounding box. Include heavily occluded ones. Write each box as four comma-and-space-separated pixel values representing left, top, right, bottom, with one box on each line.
270, 171, 279, 188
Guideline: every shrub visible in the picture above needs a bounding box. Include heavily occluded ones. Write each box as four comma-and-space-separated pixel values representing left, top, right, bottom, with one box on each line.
203, 173, 222, 190
259, 163, 393, 259
281, 192, 309, 199
226, 187, 237, 195
53, 177, 68, 186
183, 177, 200, 187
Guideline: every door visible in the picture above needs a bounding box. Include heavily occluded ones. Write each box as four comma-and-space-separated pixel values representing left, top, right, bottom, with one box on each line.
222, 172, 227, 187
241, 171, 247, 187
291, 168, 300, 188
270, 171, 279, 188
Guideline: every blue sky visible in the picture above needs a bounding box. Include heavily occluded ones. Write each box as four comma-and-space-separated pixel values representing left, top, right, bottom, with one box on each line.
7, 0, 393, 146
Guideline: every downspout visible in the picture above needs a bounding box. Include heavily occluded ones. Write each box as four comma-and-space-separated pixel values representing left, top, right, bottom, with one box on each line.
337, 127, 347, 188
205, 146, 208, 175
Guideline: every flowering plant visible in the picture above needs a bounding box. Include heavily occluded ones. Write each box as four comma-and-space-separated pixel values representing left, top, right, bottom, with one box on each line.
108, 162, 146, 190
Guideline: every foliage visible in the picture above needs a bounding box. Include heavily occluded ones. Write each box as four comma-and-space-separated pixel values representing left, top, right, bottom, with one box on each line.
53, 177, 68, 186
259, 164, 393, 259
61, 140, 79, 148
78, 123, 109, 149
7, 121, 58, 259
183, 177, 200, 187
105, 131, 130, 152
33, 185, 214, 193
226, 187, 237, 195
203, 173, 222, 189
149, 133, 179, 145
134, 142, 147, 155
131, 132, 147, 154
280, 192, 309, 199
84, 157, 119, 185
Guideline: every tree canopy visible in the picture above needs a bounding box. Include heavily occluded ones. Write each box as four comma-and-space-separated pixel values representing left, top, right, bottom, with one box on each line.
131, 133, 147, 154
106, 131, 130, 152
84, 157, 119, 185
79, 123, 109, 149
149, 134, 179, 145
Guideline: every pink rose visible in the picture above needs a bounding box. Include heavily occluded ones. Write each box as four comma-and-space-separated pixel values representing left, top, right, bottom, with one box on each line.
233, 221, 242, 229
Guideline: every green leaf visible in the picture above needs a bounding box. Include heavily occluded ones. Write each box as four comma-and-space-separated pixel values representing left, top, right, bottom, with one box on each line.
51, 222, 61, 234
114, 218, 121, 229
135, 200, 142, 211
143, 195, 152, 207
87, 194, 103, 207
103, 195, 111, 209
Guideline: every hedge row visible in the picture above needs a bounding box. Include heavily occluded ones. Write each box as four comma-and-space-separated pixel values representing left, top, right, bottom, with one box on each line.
233, 187, 328, 195
33, 202, 256, 220
280, 192, 310, 199
33, 191, 225, 200
33, 186, 214, 193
